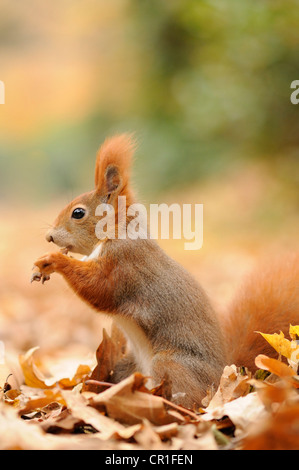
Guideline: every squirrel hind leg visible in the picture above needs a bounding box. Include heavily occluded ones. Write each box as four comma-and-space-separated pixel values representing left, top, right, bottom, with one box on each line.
150, 352, 222, 408
111, 353, 137, 384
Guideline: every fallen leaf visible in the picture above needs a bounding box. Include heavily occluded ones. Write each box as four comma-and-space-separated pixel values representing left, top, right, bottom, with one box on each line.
89, 373, 178, 426
152, 422, 179, 440
257, 325, 299, 364
39, 408, 79, 433
22, 401, 63, 422
203, 365, 251, 409
202, 392, 268, 437
289, 325, 299, 341
150, 373, 172, 401
171, 422, 218, 450
58, 364, 91, 389
19, 347, 54, 389
133, 419, 164, 449
3, 388, 21, 406
19, 389, 67, 416
62, 389, 140, 440
243, 403, 299, 450
257, 331, 292, 359
256, 379, 298, 411
0, 402, 119, 450
83, 327, 126, 393
255, 354, 299, 388
19, 347, 93, 391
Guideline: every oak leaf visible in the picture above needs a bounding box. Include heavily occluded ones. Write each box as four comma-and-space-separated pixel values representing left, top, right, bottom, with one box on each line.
203, 365, 251, 409
89, 372, 178, 426
257, 325, 299, 365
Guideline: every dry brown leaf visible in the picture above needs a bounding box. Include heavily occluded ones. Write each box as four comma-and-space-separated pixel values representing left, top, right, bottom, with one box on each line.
255, 354, 299, 388
203, 365, 251, 409
62, 388, 142, 440
171, 423, 218, 450
19, 347, 54, 389
260, 382, 298, 412
39, 408, 79, 433
58, 364, 91, 389
3, 388, 22, 406
19, 389, 67, 416
83, 327, 126, 393
243, 403, 299, 450
152, 422, 179, 440
0, 402, 76, 450
22, 401, 64, 423
133, 419, 165, 450
202, 391, 268, 437
89, 373, 178, 426
0, 402, 121, 450
110, 323, 127, 356
19, 347, 93, 391
150, 373, 172, 401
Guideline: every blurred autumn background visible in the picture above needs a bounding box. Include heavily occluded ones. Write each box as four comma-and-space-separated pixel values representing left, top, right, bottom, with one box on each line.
0, 0, 298, 381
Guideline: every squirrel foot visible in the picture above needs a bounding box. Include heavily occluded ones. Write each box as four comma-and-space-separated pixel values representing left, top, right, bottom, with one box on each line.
31, 269, 51, 284
31, 251, 68, 285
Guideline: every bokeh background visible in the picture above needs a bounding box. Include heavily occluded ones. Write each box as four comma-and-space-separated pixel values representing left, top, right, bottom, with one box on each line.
0, 0, 298, 378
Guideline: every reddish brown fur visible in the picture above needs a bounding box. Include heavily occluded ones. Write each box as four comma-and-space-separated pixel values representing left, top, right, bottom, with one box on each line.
94, 133, 136, 195
95, 133, 136, 238
223, 253, 299, 371
34, 133, 299, 407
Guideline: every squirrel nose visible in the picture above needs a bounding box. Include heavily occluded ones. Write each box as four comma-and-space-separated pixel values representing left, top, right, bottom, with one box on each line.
46, 232, 54, 243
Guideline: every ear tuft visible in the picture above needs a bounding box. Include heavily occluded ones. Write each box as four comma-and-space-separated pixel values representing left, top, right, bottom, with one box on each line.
95, 133, 137, 192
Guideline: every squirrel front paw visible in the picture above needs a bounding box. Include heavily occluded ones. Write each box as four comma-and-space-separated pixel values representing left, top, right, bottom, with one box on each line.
31, 268, 51, 284
31, 251, 65, 284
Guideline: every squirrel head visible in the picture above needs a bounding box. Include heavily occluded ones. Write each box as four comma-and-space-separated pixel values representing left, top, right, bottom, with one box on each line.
45, 133, 136, 255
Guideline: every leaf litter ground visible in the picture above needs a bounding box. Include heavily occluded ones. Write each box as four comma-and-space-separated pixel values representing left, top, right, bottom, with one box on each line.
1, 325, 299, 450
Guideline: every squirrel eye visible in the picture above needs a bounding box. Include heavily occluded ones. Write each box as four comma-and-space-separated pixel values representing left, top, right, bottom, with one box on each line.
72, 208, 86, 220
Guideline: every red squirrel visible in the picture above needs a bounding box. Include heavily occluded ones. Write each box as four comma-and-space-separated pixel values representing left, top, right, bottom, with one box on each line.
32, 133, 299, 407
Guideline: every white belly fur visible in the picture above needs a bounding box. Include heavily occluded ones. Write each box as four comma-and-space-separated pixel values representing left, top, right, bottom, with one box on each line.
115, 316, 154, 388
81, 243, 103, 261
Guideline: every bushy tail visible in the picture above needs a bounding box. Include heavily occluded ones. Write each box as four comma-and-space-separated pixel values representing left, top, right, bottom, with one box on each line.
222, 253, 299, 371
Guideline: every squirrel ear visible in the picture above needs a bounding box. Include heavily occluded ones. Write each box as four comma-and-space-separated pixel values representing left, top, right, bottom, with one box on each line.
95, 133, 136, 193
105, 165, 121, 193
